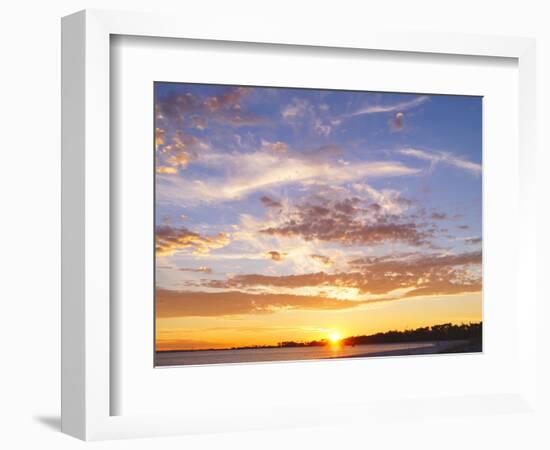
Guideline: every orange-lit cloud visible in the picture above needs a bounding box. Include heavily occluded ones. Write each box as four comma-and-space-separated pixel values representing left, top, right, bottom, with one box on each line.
156, 225, 230, 256
266, 251, 286, 261
204, 251, 481, 301
166, 152, 190, 167
156, 288, 363, 318
155, 127, 165, 149
261, 139, 288, 153
156, 130, 209, 173
156, 166, 177, 174
156, 87, 266, 128
310, 254, 332, 267
178, 266, 213, 273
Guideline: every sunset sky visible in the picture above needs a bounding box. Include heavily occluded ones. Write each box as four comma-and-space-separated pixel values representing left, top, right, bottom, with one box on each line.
154, 83, 482, 351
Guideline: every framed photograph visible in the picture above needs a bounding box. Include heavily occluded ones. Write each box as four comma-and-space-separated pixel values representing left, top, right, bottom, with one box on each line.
153, 82, 483, 367
62, 9, 538, 441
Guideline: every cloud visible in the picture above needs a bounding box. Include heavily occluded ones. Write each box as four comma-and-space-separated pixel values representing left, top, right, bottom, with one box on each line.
217, 113, 268, 127
178, 266, 213, 273
156, 87, 267, 128
266, 251, 286, 261
464, 237, 482, 245
350, 251, 482, 299
398, 147, 481, 175
345, 96, 429, 118
156, 130, 210, 173
431, 212, 447, 220
157, 150, 420, 205
203, 251, 481, 302
156, 225, 230, 256
203, 89, 247, 112
156, 166, 178, 174
281, 98, 310, 120
310, 254, 333, 267
155, 128, 165, 149
280, 99, 338, 136
351, 183, 413, 214
389, 112, 405, 131
349, 250, 481, 269
260, 195, 436, 247
191, 116, 207, 130
313, 119, 332, 137
261, 139, 289, 153
166, 152, 191, 167
260, 196, 282, 208
156, 288, 362, 317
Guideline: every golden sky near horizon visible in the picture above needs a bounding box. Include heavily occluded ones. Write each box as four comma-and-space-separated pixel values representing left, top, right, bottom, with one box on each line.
156, 292, 482, 351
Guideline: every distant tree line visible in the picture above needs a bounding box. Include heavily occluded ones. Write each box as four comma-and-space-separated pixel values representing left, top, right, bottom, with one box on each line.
277, 322, 482, 348
277, 340, 327, 348
342, 322, 482, 346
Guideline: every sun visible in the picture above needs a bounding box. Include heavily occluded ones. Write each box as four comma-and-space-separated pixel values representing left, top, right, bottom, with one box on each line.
328, 332, 342, 344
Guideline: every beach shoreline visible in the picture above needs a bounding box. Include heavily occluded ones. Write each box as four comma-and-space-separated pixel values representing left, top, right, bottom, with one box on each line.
334, 340, 477, 359
155, 339, 482, 367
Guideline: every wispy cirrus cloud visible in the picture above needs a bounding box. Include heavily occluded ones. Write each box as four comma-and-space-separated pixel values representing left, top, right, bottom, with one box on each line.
344, 95, 429, 118
398, 147, 482, 175
280, 98, 340, 137
157, 149, 420, 205
178, 266, 213, 274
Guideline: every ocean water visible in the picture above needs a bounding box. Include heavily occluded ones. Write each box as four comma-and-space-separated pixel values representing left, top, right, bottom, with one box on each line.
155, 341, 439, 367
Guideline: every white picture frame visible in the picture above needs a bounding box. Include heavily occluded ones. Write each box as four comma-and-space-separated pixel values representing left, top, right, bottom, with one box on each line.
61, 9, 538, 441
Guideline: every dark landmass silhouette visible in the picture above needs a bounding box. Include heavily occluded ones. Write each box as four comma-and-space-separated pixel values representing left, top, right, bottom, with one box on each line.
157, 322, 482, 353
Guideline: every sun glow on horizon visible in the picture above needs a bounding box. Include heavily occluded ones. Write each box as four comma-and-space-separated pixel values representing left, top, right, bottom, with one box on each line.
328, 332, 342, 344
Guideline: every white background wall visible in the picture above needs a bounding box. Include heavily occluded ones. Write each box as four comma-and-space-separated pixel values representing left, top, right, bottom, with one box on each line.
0, 1, 548, 448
